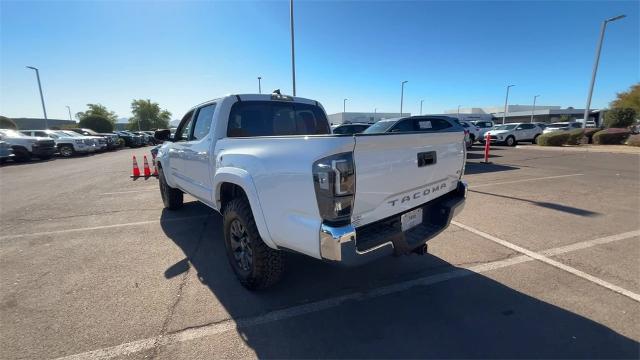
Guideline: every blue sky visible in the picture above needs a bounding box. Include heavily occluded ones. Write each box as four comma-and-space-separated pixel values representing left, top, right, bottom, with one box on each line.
1, 0, 638, 120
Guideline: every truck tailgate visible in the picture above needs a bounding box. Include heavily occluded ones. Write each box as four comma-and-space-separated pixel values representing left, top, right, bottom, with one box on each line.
351, 132, 465, 227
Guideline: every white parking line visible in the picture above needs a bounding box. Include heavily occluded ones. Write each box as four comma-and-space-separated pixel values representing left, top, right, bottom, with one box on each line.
100, 188, 157, 195
0, 215, 211, 240
470, 173, 584, 188
55, 229, 638, 360
452, 221, 640, 302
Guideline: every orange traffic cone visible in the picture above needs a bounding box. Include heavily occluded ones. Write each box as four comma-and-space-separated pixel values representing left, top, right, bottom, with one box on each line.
151, 153, 159, 177
143, 155, 151, 177
132, 156, 141, 178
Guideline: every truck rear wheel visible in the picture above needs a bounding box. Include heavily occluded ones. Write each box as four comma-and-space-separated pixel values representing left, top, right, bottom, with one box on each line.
223, 197, 284, 290
158, 167, 183, 210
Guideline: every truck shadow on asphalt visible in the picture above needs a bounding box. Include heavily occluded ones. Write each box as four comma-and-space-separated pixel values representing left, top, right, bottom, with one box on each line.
464, 161, 519, 175
469, 189, 601, 217
160, 201, 637, 358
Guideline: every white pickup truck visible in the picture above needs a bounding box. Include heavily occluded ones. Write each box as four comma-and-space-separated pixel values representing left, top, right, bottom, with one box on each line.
154, 92, 467, 289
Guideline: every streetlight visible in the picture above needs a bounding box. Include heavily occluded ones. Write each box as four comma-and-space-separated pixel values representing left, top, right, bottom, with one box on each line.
530, 95, 540, 123
66, 106, 73, 122
257, 76, 262, 94
26, 66, 48, 129
290, 0, 296, 96
420, 99, 424, 115
457, 105, 461, 120
583, 14, 626, 128
400, 80, 408, 116
343, 98, 348, 113
502, 84, 515, 124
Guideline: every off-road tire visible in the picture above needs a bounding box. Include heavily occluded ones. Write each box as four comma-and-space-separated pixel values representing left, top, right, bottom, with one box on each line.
158, 167, 183, 210
223, 197, 284, 290
59, 144, 74, 157
506, 136, 516, 147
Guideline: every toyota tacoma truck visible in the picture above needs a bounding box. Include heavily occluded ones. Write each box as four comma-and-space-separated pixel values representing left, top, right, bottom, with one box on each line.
154, 92, 467, 289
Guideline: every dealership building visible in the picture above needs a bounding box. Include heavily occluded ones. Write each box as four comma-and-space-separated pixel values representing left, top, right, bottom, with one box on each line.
444, 105, 600, 124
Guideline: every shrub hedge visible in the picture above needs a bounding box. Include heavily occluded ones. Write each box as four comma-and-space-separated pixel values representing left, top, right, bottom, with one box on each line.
593, 128, 631, 145
584, 128, 600, 144
537, 132, 571, 146
566, 129, 585, 145
626, 134, 640, 147
604, 108, 636, 128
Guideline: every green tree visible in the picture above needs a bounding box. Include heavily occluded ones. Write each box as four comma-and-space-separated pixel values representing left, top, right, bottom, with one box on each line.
79, 115, 114, 133
76, 104, 118, 124
604, 108, 636, 128
0, 116, 17, 129
610, 83, 640, 115
127, 99, 171, 131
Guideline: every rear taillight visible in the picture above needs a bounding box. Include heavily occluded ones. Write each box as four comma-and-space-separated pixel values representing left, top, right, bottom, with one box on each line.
312, 152, 355, 225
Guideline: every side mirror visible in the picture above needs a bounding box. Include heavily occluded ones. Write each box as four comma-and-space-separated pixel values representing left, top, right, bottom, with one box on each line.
154, 129, 171, 142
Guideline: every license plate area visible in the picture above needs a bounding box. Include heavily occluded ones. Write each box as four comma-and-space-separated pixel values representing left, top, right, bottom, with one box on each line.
401, 207, 423, 232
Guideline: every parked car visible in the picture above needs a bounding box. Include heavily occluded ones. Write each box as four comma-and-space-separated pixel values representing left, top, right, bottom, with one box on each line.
20, 129, 95, 157
471, 120, 495, 140
0, 141, 14, 163
532, 122, 548, 129
154, 93, 467, 289
114, 131, 144, 147
331, 123, 371, 135
453, 119, 481, 143
542, 122, 583, 135
68, 128, 117, 150
0, 129, 57, 161
364, 116, 471, 148
133, 131, 156, 145
485, 123, 543, 146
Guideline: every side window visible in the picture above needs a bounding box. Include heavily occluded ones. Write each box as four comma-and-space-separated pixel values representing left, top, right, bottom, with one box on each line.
176, 110, 195, 141
389, 119, 415, 132
191, 104, 216, 140
416, 118, 453, 131
522, 124, 535, 129
572, 123, 582, 128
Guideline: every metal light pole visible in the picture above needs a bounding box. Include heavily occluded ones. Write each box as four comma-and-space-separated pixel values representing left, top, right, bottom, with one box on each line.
66, 106, 73, 121
343, 98, 348, 113
583, 14, 626, 128
26, 66, 48, 129
457, 105, 461, 120
531, 95, 540, 123
400, 80, 408, 116
502, 84, 515, 124
257, 76, 262, 94
420, 99, 424, 115
289, 0, 296, 96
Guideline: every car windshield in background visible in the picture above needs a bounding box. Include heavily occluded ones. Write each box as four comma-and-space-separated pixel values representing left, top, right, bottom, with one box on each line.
62, 131, 83, 137
363, 120, 397, 134
0, 129, 29, 137
493, 125, 518, 130
227, 101, 330, 137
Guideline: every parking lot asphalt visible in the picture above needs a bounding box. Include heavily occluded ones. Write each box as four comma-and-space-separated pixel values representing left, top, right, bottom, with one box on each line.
1, 145, 638, 359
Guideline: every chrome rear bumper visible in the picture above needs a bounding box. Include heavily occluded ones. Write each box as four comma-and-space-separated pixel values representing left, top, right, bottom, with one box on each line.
320, 180, 467, 266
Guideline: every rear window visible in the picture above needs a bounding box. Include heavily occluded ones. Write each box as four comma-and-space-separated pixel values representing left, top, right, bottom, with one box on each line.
227, 101, 330, 137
